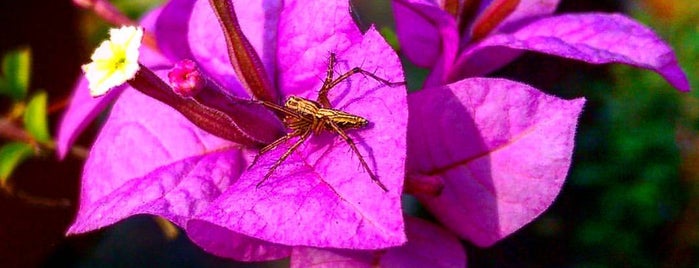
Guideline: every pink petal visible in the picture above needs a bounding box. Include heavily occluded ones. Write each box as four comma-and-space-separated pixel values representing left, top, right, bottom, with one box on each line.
392, 0, 460, 87
275, 0, 363, 96
381, 217, 466, 267
187, 0, 281, 97
67, 150, 242, 233
191, 28, 408, 249
407, 78, 585, 246
187, 220, 291, 261
292, 247, 376, 268
452, 13, 690, 91
65, 86, 289, 261
67, 87, 234, 233
290, 217, 466, 268
154, 0, 197, 61
56, 77, 123, 158
501, 0, 559, 27
475, 0, 560, 33
392, 0, 449, 68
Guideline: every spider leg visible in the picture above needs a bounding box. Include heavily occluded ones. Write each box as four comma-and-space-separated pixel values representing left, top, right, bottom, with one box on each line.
256, 128, 312, 188
320, 67, 405, 107
249, 134, 296, 169
327, 120, 388, 192
250, 115, 312, 169
317, 52, 337, 108
252, 99, 304, 119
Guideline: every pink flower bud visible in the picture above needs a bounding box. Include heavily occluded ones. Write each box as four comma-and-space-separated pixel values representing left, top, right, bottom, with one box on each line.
168, 59, 205, 97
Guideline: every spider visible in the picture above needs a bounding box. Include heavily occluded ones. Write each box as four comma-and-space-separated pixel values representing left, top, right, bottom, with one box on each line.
250, 52, 403, 192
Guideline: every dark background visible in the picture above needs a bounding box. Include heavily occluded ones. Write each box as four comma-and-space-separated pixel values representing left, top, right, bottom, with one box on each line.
1, 0, 697, 267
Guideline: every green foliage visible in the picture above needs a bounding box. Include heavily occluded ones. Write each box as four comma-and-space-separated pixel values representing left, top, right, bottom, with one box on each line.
0, 142, 33, 186
112, 0, 164, 19
563, 45, 688, 268
0, 48, 53, 187
379, 27, 400, 51
23, 92, 51, 143
0, 48, 31, 100
566, 64, 685, 266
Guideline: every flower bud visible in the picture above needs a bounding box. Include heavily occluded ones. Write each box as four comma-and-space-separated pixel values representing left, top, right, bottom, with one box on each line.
168, 59, 205, 97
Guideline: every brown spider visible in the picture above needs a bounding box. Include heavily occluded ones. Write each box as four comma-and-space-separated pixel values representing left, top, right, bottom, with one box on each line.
250, 53, 403, 192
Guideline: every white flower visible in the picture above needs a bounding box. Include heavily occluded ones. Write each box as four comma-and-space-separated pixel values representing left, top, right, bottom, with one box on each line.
82, 26, 143, 97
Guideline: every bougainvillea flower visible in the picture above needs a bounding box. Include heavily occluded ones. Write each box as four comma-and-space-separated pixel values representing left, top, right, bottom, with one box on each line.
393, 0, 689, 248
58, 0, 686, 266
60, 0, 411, 261
393, 0, 690, 91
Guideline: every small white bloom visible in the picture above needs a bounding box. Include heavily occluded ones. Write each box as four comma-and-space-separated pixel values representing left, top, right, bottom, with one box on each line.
82, 26, 143, 97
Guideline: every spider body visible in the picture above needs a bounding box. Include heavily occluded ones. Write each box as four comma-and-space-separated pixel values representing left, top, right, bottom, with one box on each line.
283, 96, 368, 134
251, 53, 402, 192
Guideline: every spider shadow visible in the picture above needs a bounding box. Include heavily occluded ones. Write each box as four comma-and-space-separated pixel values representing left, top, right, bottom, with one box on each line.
300, 127, 378, 184
322, 56, 394, 110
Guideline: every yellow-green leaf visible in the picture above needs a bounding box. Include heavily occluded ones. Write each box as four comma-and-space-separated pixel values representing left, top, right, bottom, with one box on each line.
1, 48, 31, 100
23, 92, 51, 143
379, 26, 400, 51
0, 142, 33, 185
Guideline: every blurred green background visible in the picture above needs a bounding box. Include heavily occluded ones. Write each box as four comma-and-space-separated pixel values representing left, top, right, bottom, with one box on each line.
0, 0, 697, 267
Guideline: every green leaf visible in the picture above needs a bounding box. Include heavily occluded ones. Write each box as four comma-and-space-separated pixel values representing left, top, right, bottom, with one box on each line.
23, 92, 51, 143
0, 142, 33, 185
379, 26, 400, 51
1, 48, 31, 100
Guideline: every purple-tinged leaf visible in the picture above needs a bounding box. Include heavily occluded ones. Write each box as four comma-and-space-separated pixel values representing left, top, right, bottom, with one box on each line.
451, 13, 690, 91
290, 217, 466, 268
407, 78, 585, 246
188, 0, 280, 98
190, 28, 408, 249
